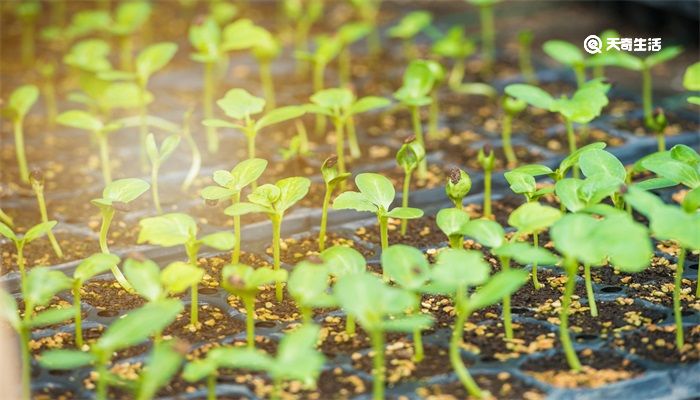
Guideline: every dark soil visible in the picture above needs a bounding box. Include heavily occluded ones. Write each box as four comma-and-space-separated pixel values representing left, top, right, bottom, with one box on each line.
81, 280, 147, 313
417, 373, 544, 399
613, 324, 700, 364
1, 232, 100, 273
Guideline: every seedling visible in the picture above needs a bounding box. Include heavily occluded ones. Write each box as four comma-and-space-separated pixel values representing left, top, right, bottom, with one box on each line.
37, 61, 58, 127
179, 109, 201, 191
382, 245, 431, 362
2, 84, 39, 183
204, 88, 305, 162
39, 299, 182, 400
436, 207, 470, 249
0, 220, 56, 287
638, 144, 700, 193
394, 61, 435, 179
184, 324, 324, 400
349, 0, 382, 54
319, 245, 366, 335
225, 176, 311, 301
283, 0, 324, 67
146, 133, 181, 214
683, 61, 700, 105
625, 186, 700, 349
428, 249, 527, 398
209, 0, 238, 25
478, 144, 495, 218
334, 272, 432, 400
542, 39, 588, 87
14, 0, 40, 66
296, 34, 341, 94
333, 173, 423, 266
501, 96, 527, 167
646, 108, 669, 151
445, 167, 472, 209
432, 26, 476, 88
468, 0, 499, 76
337, 22, 371, 86
56, 110, 123, 184
319, 156, 351, 251
388, 10, 432, 58
28, 170, 63, 258
71, 253, 121, 347
1, 267, 73, 400
105, 1, 152, 71
250, 26, 282, 109
517, 30, 537, 84
396, 137, 426, 235
131, 340, 186, 400
201, 158, 268, 262
288, 259, 336, 323
551, 211, 651, 370
421, 60, 447, 139
138, 213, 234, 326
307, 88, 390, 174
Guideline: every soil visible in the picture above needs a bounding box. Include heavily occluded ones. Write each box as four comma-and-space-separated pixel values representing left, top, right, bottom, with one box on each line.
227, 285, 302, 322
612, 324, 700, 364
81, 280, 147, 313
163, 304, 245, 343
1, 231, 100, 273
355, 216, 445, 249
417, 373, 545, 400
265, 232, 376, 265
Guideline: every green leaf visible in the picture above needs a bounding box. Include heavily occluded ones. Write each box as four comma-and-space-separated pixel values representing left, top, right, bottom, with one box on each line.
467, 269, 528, 312
508, 202, 562, 236
202, 118, 238, 128
396, 139, 426, 171
670, 144, 700, 165
214, 347, 274, 372
124, 258, 163, 302
349, 96, 391, 115
493, 242, 558, 266
221, 19, 262, 51
182, 359, 218, 382
74, 253, 120, 282
0, 290, 20, 329
683, 61, 700, 91
112, 1, 151, 35
682, 187, 700, 213
436, 208, 470, 237
587, 51, 642, 71
161, 262, 204, 295
542, 40, 584, 66
136, 42, 177, 83
593, 214, 652, 271
230, 158, 268, 191
332, 191, 377, 213
255, 106, 305, 131
461, 219, 504, 249
136, 341, 184, 400
555, 178, 587, 213
558, 142, 607, 176
504, 171, 536, 195
103, 178, 150, 203
200, 231, 235, 250
430, 249, 490, 294
385, 207, 423, 219
24, 220, 57, 243
288, 262, 335, 308
310, 88, 355, 111
274, 176, 310, 213
0, 222, 17, 241
56, 110, 103, 132
25, 267, 72, 307
222, 264, 287, 295
394, 61, 434, 105
579, 149, 626, 181
504, 84, 554, 110
551, 214, 604, 265
387, 10, 432, 39
381, 245, 430, 290
551, 79, 610, 123
320, 246, 365, 277
355, 173, 395, 211
189, 17, 220, 61
96, 299, 183, 352
642, 153, 700, 189
28, 307, 75, 328
137, 213, 197, 247
382, 314, 433, 332
39, 350, 95, 370
224, 202, 271, 216
217, 89, 265, 120
6, 85, 39, 119
201, 186, 235, 201
645, 46, 683, 68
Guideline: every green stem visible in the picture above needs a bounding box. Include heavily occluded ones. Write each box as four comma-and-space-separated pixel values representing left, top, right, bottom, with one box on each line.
18, 244, 26, 293
99, 208, 114, 254
413, 327, 424, 362
531, 231, 542, 289
502, 114, 517, 167
565, 119, 579, 179
500, 256, 513, 340
272, 377, 283, 400
340, 46, 351, 87
411, 106, 427, 180
207, 374, 216, 400
244, 295, 255, 348
13, 119, 29, 183
428, 91, 439, 139
181, 111, 201, 191
73, 282, 83, 348
319, 185, 332, 252
657, 133, 666, 152
295, 120, 309, 154
584, 263, 597, 317
119, 35, 133, 71
96, 132, 112, 185
272, 215, 283, 302
19, 324, 31, 400
334, 118, 347, 190
232, 192, 241, 263
369, 330, 385, 400
379, 215, 389, 281
450, 235, 463, 249
451, 288, 483, 398
138, 86, 149, 171
301, 306, 312, 324
674, 247, 685, 350
188, 245, 199, 327
313, 61, 324, 93
368, 26, 380, 55
519, 39, 536, 84
345, 314, 356, 336
560, 257, 582, 371
152, 164, 161, 214
449, 58, 465, 88
400, 170, 411, 236
35, 185, 63, 258
642, 66, 652, 126
479, 4, 495, 77
483, 169, 492, 218
347, 116, 360, 159
573, 63, 586, 87
259, 61, 276, 110
204, 61, 218, 153
96, 353, 108, 400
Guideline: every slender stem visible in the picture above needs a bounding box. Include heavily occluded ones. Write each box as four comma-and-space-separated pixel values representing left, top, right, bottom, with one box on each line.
584, 263, 597, 317
411, 106, 427, 180
313, 61, 325, 93
232, 192, 241, 263
657, 133, 666, 152
519, 38, 536, 84
152, 164, 162, 214
368, 26, 380, 55
345, 314, 356, 336
138, 86, 149, 171
334, 118, 347, 190
272, 377, 283, 400
502, 114, 517, 167
188, 244, 199, 327
642, 66, 652, 126
119, 35, 133, 71
244, 296, 255, 348
34, 185, 63, 258
573, 63, 586, 87
347, 116, 360, 159
369, 330, 385, 400
181, 112, 201, 191
483, 169, 492, 218
379, 215, 389, 281
13, 119, 29, 183
272, 215, 283, 302
259, 61, 276, 110
207, 374, 216, 400
97, 132, 112, 185
500, 256, 513, 340
532, 231, 541, 289
301, 306, 312, 324
451, 288, 483, 398
73, 282, 84, 348
204, 62, 218, 153
319, 184, 332, 252
99, 208, 114, 254
428, 91, 439, 139
340, 46, 351, 87
593, 65, 604, 80
560, 257, 582, 371
449, 58, 465, 88
565, 119, 579, 179
479, 4, 495, 77
19, 324, 31, 400
400, 170, 411, 236
674, 247, 686, 350
413, 327, 424, 362
295, 120, 309, 154
96, 353, 108, 400
110, 263, 132, 292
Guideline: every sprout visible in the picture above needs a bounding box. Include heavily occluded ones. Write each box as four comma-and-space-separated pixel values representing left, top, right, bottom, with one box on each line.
501, 96, 527, 167
462, 210, 559, 340
542, 39, 588, 87
551, 211, 651, 371
349, 0, 383, 54
333, 173, 424, 273
394, 61, 435, 180
297, 34, 342, 94
387, 10, 432, 58
72, 253, 121, 347
2, 84, 39, 183
428, 249, 527, 398
421, 60, 447, 139
436, 207, 470, 249
29, 170, 63, 258
0, 220, 57, 286
396, 137, 426, 235
124, 258, 204, 304
320, 246, 366, 335
246, 24, 282, 109
225, 177, 311, 301
209, 0, 238, 25
132, 340, 186, 400
334, 272, 432, 400
432, 26, 476, 88
288, 259, 335, 323
105, 0, 152, 71
445, 167, 472, 209
337, 22, 371, 87
517, 29, 537, 84
646, 108, 669, 152
319, 156, 351, 251
14, 0, 41, 66
39, 299, 183, 400
467, 0, 500, 76
201, 158, 268, 263
283, 0, 324, 68
138, 213, 234, 326
626, 186, 700, 349
37, 61, 58, 127
184, 324, 324, 400
222, 263, 288, 347
683, 61, 700, 105
1, 267, 73, 400
204, 88, 305, 163
146, 133, 181, 214
478, 144, 495, 218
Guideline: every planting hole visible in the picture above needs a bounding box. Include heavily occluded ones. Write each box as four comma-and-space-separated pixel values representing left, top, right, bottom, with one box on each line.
687, 262, 698, 271
255, 321, 276, 328
199, 287, 219, 295
601, 286, 622, 293
575, 333, 598, 341
681, 310, 695, 317
97, 309, 120, 318
511, 306, 529, 314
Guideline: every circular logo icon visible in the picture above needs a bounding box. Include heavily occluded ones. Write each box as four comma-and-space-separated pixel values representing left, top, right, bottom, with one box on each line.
584, 34, 603, 54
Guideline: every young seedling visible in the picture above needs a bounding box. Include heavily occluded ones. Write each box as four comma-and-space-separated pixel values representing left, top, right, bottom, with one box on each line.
106, 1, 152, 71
131, 340, 186, 400
225, 177, 310, 301
436, 207, 470, 249
288, 259, 336, 323
461, 208, 559, 340
306, 88, 390, 173
14, 0, 41, 67
28, 170, 63, 258
39, 299, 183, 400
551, 210, 651, 370
626, 186, 700, 349
422, 60, 447, 139
501, 96, 527, 167
319, 245, 366, 335
445, 167, 472, 209
542, 39, 589, 87
204, 89, 305, 161
37, 61, 58, 127
146, 133, 181, 214
92, 178, 150, 262
683, 61, 700, 105
517, 29, 537, 84
335, 272, 433, 400
646, 107, 669, 151
250, 26, 282, 110
222, 263, 288, 347
0, 220, 56, 287
296, 34, 341, 94
56, 110, 123, 184
387, 10, 432, 58
468, 0, 499, 76
333, 173, 423, 266
175, 109, 201, 191
319, 156, 351, 251
396, 137, 426, 235
71, 253, 121, 348
505, 79, 610, 172
2, 84, 39, 183
138, 213, 234, 326
283, 0, 324, 68
639, 145, 700, 193
382, 245, 432, 362
478, 144, 495, 218
337, 22, 371, 87
428, 249, 527, 398
201, 158, 267, 263
1, 267, 73, 400
184, 324, 324, 400
432, 26, 476, 88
